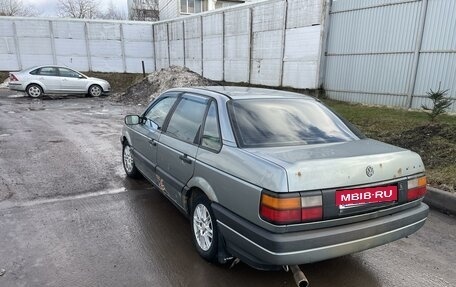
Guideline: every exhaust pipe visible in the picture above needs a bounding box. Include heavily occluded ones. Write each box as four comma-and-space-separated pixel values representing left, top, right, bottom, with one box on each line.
289, 265, 309, 287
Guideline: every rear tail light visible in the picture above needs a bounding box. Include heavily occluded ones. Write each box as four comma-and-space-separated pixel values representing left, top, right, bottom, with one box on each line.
301, 195, 323, 222
260, 192, 323, 225
9, 73, 19, 81
407, 176, 427, 201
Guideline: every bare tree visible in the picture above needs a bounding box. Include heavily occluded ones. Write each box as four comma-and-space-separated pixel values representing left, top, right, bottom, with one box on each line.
0, 0, 38, 16
99, 0, 127, 20
129, 0, 159, 21
57, 0, 99, 19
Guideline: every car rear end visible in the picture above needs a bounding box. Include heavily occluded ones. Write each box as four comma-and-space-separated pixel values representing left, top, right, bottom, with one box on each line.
212, 95, 429, 270
7, 71, 26, 91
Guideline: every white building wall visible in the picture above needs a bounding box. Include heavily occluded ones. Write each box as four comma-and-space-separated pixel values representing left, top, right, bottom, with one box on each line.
158, 0, 180, 20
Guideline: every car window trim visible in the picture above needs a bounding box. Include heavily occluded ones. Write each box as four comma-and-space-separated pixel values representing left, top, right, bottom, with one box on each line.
161, 92, 219, 148
142, 92, 182, 130
198, 99, 223, 154
36, 67, 59, 77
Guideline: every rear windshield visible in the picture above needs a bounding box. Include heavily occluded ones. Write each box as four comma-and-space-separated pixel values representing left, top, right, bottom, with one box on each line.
228, 98, 364, 148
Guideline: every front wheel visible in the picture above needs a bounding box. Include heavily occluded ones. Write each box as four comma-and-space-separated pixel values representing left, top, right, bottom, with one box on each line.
191, 193, 219, 262
88, 84, 103, 97
122, 144, 141, 178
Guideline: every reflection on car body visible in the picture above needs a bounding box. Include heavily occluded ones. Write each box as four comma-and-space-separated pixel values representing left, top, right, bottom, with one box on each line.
121, 86, 429, 271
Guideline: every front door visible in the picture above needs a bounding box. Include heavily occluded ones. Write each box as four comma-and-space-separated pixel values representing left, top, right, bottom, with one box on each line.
131, 93, 179, 186
156, 93, 210, 207
58, 67, 88, 92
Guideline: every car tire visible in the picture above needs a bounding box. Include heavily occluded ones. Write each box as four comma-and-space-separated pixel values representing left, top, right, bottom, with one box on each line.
122, 143, 141, 178
26, 84, 43, 98
88, 84, 103, 97
191, 193, 219, 263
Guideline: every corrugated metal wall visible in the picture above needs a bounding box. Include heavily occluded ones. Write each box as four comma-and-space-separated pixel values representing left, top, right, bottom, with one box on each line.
0, 0, 325, 90
325, 0, 456, 112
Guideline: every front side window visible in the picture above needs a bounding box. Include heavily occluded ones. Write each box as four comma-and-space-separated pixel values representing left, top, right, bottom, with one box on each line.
228, 99, 363, 148
165, 94, 209, 143
144, 95, 178, 128
59, 68, 81, 78
201, 101, 221, 151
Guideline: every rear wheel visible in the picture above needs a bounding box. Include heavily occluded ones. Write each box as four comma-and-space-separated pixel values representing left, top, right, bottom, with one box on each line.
122, 144, 141, 178
191, 193, 219, 262
26, 84, 43, 98
88, 84, 102, 97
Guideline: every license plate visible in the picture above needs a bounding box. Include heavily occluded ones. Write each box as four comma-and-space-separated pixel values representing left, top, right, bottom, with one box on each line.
336, 186, 398, 206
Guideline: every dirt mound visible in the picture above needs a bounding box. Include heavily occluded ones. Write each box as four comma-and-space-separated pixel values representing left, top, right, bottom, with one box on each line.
113, 66, 217, 105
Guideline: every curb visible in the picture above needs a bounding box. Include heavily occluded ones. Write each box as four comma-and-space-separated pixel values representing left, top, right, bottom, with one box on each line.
424, 186, 456, 215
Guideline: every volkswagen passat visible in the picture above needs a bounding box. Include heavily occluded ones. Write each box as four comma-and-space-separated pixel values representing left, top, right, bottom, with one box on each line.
121, 87, 428, 270
8, 65, 110, 98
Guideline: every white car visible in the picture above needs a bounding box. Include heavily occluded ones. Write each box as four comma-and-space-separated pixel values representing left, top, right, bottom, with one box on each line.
8, 65, 111, 98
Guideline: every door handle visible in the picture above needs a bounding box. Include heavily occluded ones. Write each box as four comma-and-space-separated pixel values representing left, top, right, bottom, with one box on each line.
179, 154, 193, 164
148, 139, 157, 146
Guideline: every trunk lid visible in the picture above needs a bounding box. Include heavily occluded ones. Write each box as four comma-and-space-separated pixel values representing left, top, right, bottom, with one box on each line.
245, 139, 425, 192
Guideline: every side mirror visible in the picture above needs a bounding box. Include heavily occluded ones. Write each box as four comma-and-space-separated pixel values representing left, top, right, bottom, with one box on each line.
125, 115, 141, 125
78, 74, 85, 79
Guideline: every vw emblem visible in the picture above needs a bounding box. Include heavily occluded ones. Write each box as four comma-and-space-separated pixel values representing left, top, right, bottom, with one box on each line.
366, 166, 374, 177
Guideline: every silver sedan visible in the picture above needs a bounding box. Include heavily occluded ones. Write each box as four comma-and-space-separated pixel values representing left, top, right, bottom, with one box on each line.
8, 65, 111, 98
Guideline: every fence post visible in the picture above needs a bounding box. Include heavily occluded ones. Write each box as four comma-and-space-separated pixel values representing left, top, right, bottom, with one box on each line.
152, 25, 157, 71
120, 23, 127, 73
182, 20, 186, 67
222, 12, 225, 82
167, 23, 171, 68
49, 21, 57, 65
12, 21, 22, 70
406, 0, 429, 108
280, 0, 289, 87
200, 15, 204, 76
317, 0, 333, 90
248, 7, 253, 84
84, 22, 92, 72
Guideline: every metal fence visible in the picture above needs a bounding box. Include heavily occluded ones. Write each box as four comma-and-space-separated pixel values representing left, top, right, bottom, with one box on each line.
324, 0, 456, 112
0, 0, 326, 90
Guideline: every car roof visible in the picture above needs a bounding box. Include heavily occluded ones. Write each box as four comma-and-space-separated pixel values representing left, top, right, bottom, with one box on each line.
167, 86, 315, 101
23, 65, 75, 72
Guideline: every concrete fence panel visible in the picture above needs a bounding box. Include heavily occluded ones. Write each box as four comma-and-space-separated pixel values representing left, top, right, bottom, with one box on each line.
0, 0, 325, 90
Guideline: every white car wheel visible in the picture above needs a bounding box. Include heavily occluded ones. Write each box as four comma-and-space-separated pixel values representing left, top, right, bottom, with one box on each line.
122, 144, 141, 178
26, 84, 43, 98
191, 193, 219, 262
89, 85, 102, 97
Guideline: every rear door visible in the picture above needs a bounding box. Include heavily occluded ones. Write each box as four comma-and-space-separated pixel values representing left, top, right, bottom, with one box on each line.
156, 93, 210, 206
35, 67, 60, 91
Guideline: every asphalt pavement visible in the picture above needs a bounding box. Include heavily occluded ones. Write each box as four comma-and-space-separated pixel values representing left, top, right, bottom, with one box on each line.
0, 89, 455, 287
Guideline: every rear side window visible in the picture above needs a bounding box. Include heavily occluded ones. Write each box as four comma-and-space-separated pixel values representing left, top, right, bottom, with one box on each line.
36, 67, 58, 76
228, 99, 362, 148
165, 95, 209, 143
201, 101, 221, 151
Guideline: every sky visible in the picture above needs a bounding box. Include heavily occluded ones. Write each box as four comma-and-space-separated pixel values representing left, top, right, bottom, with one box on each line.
23, 0, 128, 17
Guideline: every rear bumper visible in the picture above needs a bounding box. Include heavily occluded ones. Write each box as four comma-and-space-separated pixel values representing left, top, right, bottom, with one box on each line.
7, 82, 24, 91
213, 202, 428, 269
